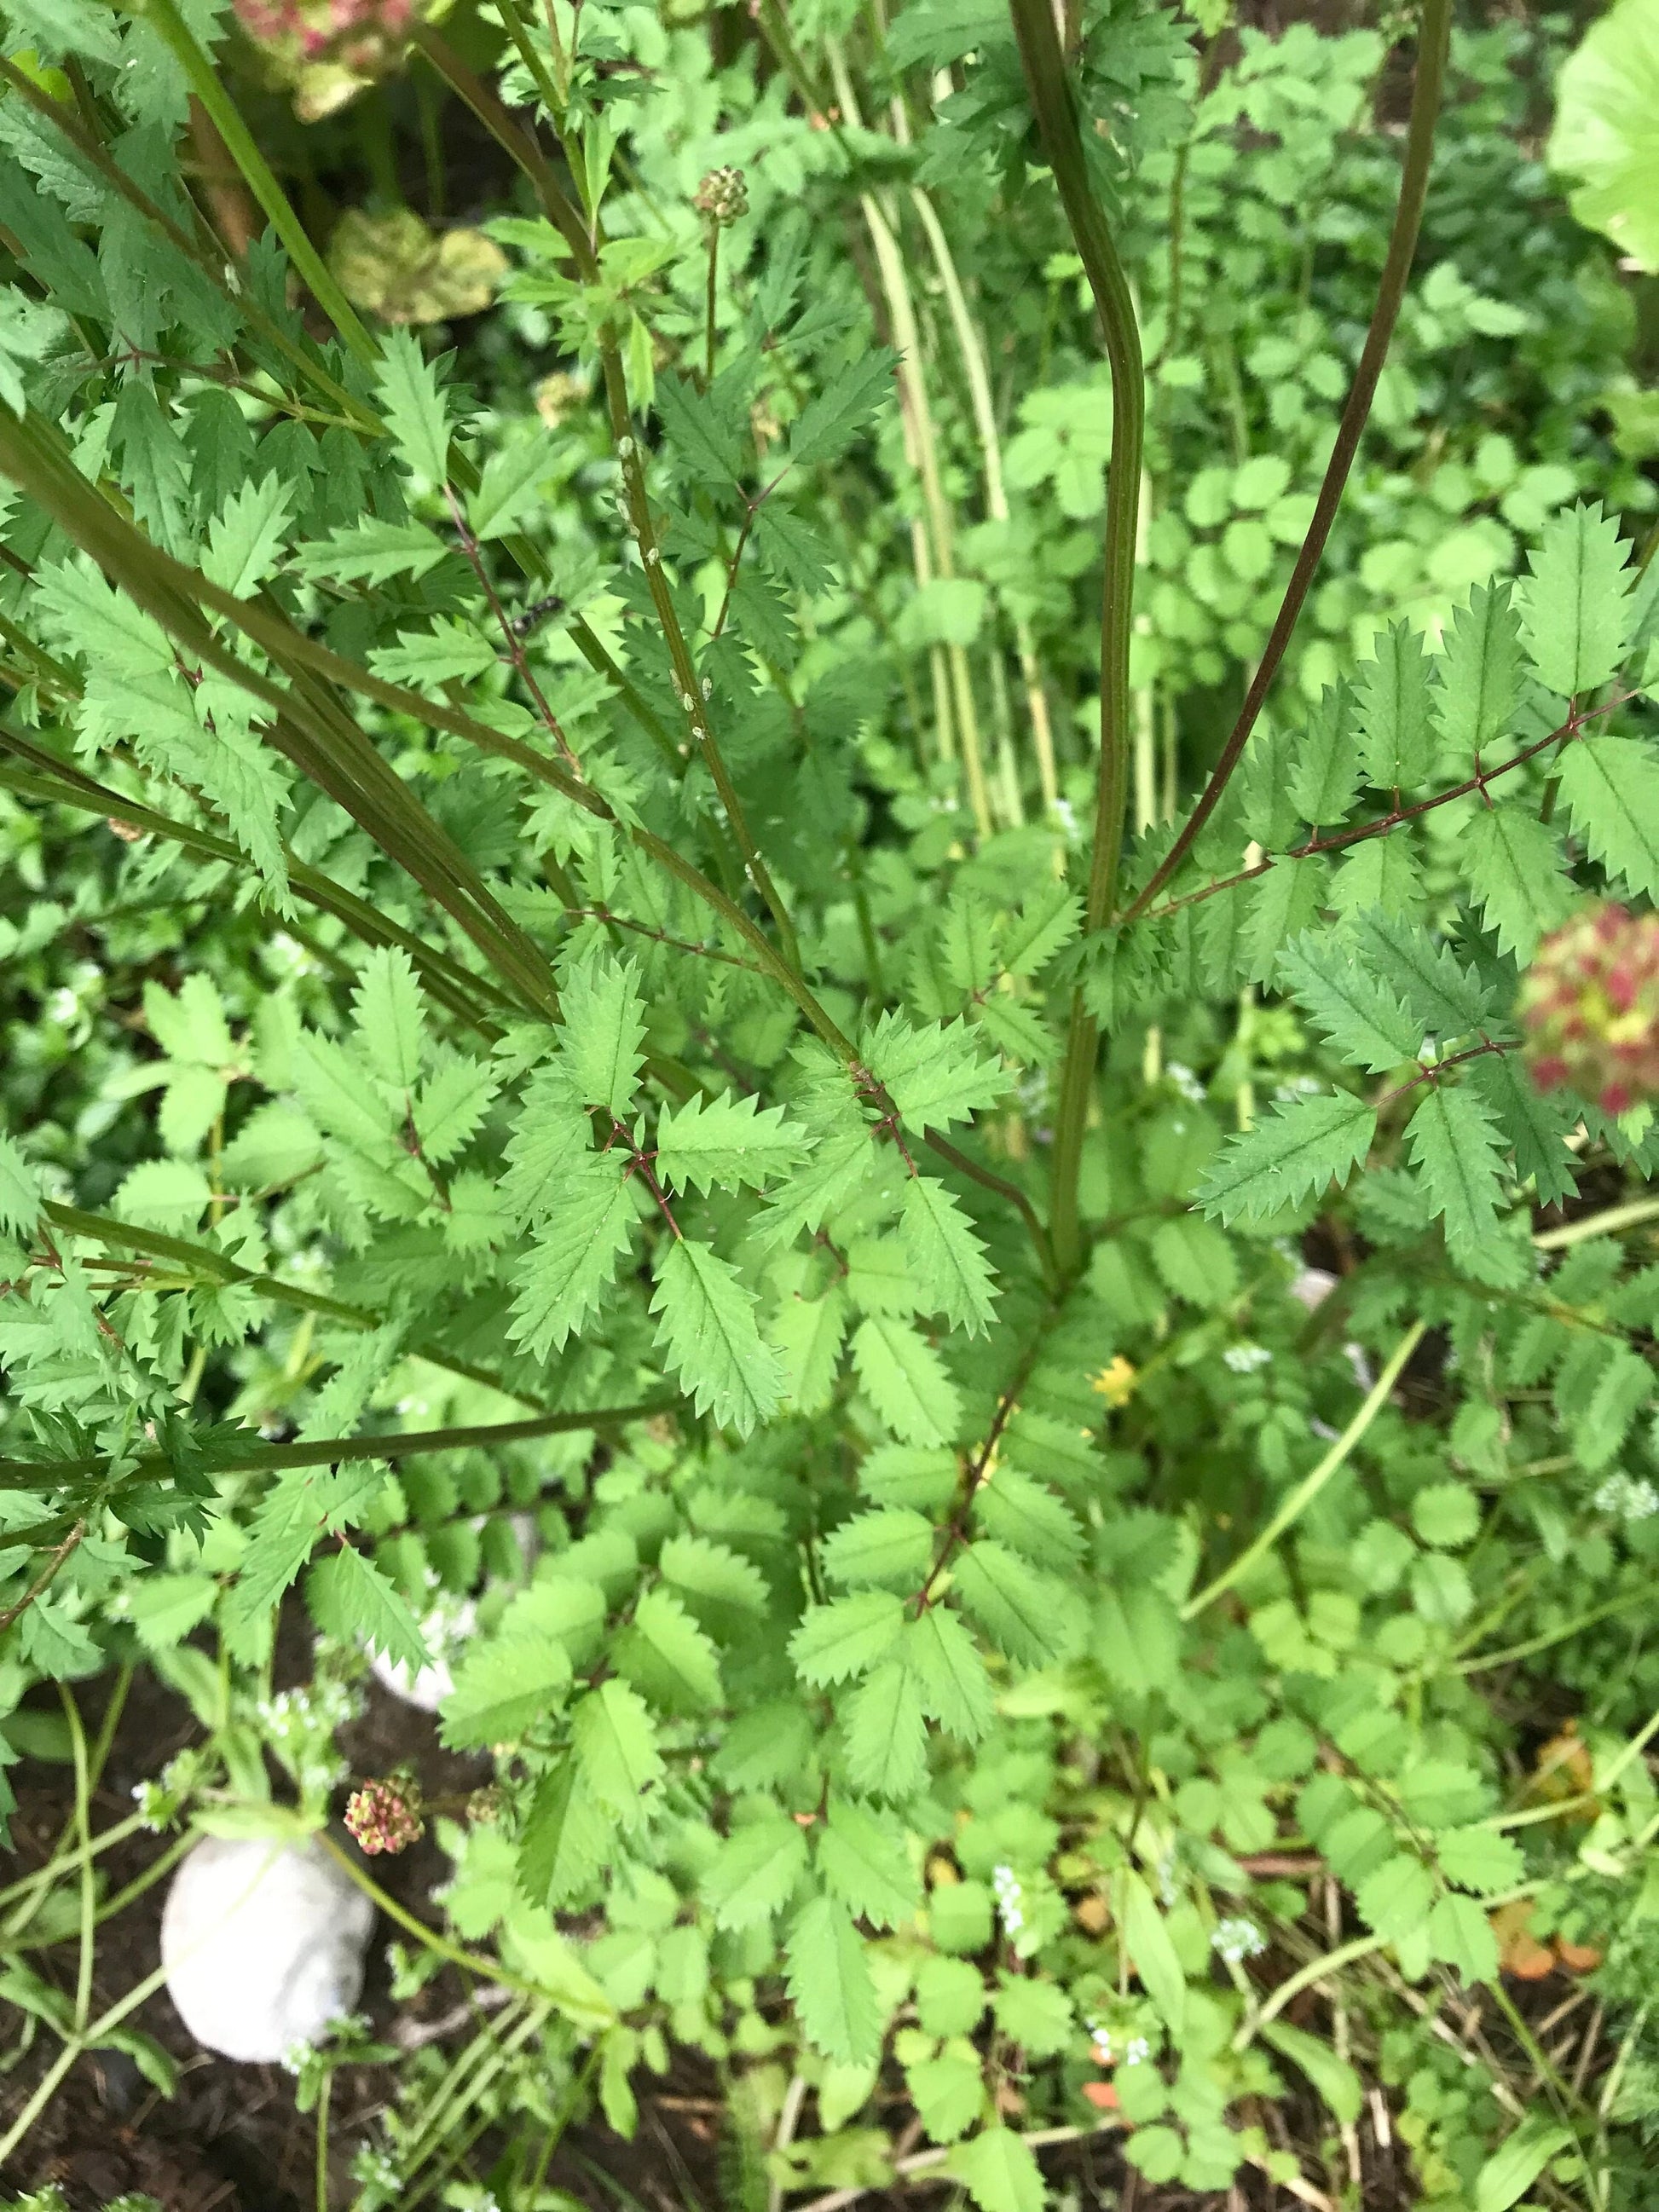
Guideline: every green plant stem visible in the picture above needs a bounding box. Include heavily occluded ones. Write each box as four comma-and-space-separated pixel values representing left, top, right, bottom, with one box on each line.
61, 1687, 94, 2033
0, 1393, 678, 1487
525, 2043, 603, 2199
129, 0, 377, 365
1233, 1932, 1389, 2051
20, 1203, 542, 1409
1451, 1587, 1654, 1676
1182, 1321, 1425, 1619
906, 186, 1060, 815
0, 1952, 173, 2167
0, 53, 379, 435
0, 1810, 147, 1925
1124, 0, 1454, 923
315, 2068, 332, 2212
0, 734, 512, 1035
1009, 0, 1145, 1281
316, 1833, 559, 2001
411, 27, 805, 967
0, 1520, 87, 1635
1535, 1194, 1659, 1251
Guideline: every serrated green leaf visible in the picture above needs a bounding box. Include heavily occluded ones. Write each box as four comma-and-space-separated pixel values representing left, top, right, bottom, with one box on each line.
789, 1591, 905, 1685
353, 944, 426, 1092
1286, 679, 1362, 827
559, 949, 647, 1118
971, 1468, 1083, 1574
705, 1815, 811, 1930
1197, 1091, 1375, 1225
1000, 883, 1081, 977
821, 1507, 934, 1591
1435, 583, 1523, 763
818, 1798, 922, 1930
1358, 620, 1435, 792
616, 1586, 723, 1715
1355, 1851, 1436, 1940
1434, 1825, 1526, 1895
0, 1132, 41, 1239
1558, 734, 1659, 900
1463, 804, 1573, 962
1277, 930, 1422, 1072
951, 1541, 1083, 1668
905, 1608, 994, 1742
375, 326, 452, 482
655, 371, 746, 492
774, 1284, 849, 1414
787, 348, 899, 470
571, 1680, 662, 1827
291, 517, 448, 586
852, 1315, 962, 1445
1518, 500, 1634, 696
412, 1054, 497, 1164
900, 1175, 997, 1335
518, 1758, 613, 1906
656, 1089, 806, 1194
1427, 1891, 1500, 1982
843, 1657, 929, 1799
467, 431, 558, 539
860, 1011, 1010, 1135
1343, 908, 1492, 1038
305, 1544, 427, 1672
1469, 1052, 1577, 1204
652, 1238, 785, 1437
944, 2128, 1043, 2212
1407, 1083, 1507, 1258
785, 1895, 882, 2065
510, 1157, 634, 1359
201, 473, 293, 598
659, 1533, 769, 1615
441, 1632, 572, 1747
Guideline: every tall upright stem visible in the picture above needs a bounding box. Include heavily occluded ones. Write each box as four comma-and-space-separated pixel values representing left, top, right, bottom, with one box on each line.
1009, 0, 1146, 1279
1123, 0, 1454, 923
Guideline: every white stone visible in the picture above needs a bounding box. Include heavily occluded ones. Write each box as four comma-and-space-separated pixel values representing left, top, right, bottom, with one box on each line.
161, 1834, 374, 2064
370, 1596, 477, 1712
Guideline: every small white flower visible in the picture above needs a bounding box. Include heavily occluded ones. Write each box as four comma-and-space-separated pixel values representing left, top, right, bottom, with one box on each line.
1123, 2036, 1151, 2065
617, 436, 635, 459
645, 547, 660, 566
1052, 796, 1079, 843
1594, 1472, 1659, 1522
1166, 1061, 1206, 1106
991, 1864, 1026, 1938
48, 986, 78, 1025
1211, 1915, 1266, 1965
702, 677, 713, 699
1223, 1343, 1271, 1375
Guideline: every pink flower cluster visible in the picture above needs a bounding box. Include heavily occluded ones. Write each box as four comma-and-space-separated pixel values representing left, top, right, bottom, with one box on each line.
234, 0, 413, 72
344, 1774, 424, 1856
1522, 904, 1659, 1116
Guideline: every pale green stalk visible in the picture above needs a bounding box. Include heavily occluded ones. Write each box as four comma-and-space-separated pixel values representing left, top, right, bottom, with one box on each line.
1182, 1322, 1425, 1619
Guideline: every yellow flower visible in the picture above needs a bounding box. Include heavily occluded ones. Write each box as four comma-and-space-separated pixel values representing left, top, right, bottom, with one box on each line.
1090, 1355, 1137, 1409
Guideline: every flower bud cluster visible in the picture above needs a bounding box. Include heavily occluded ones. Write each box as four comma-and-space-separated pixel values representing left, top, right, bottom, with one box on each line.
1522, 904, 1659, 1117
694, 167, 749, 228
344, 1770, 424, 1856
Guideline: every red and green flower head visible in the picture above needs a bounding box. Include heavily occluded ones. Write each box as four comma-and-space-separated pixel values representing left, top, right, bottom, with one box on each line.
1522, 904, 1659, 1117
344, 1770, 424, 1857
